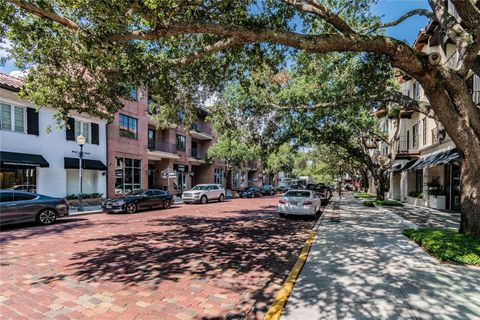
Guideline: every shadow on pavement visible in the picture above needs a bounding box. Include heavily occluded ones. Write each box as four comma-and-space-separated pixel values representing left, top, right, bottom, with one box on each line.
280, 198, 480, 320
0, 218, 92, 244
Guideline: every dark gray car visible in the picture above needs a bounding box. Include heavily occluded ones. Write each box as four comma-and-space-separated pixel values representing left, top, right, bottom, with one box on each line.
0, 190, 69, 226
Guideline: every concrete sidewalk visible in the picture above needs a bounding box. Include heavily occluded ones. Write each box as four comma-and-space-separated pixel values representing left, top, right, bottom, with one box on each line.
281, 196, 480, 320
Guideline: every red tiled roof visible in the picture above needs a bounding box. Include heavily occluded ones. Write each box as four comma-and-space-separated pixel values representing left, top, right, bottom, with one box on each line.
0, 72, 23, 90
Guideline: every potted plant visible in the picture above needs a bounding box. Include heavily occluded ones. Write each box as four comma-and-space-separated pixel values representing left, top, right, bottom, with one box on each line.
426, 178, 447, 210
407, 191, 425, 206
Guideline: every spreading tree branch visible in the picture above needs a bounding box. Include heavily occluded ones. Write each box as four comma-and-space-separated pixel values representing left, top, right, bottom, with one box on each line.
271, 90, 438, 120
450, 0, 480, 30
6, 0, 83, 33
365, 9, 434, 32
169, 38, 239, 65
281, 0, 355, 34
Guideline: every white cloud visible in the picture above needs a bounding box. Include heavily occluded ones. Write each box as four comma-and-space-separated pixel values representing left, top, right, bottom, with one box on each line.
10, 70, 28, 78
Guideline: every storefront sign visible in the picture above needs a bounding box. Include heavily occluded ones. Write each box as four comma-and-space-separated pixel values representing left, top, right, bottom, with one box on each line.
176, 164, 186, 172
2, 161, 41, 167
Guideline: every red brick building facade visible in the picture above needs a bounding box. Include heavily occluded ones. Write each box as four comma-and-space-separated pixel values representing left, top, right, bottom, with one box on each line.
107, 90, 266, 198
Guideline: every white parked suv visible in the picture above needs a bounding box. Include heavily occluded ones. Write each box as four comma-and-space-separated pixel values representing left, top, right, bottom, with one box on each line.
182, 184, 225, 204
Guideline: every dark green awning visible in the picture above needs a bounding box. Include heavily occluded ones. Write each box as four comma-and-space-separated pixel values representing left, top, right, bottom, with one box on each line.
0, 151, 49, 168
64, 157, 107, 171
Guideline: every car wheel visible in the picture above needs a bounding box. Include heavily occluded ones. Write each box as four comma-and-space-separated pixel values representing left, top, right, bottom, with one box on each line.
163, 200, 171, 209
201, 195, 208, 204
125, 202, 137, 214
219, 194, 225, 202
36, 209, 57, 225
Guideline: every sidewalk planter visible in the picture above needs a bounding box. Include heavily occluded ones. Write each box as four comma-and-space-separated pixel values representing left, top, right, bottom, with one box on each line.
407, 196, 425, 207
427, 195, 446, 210
67, 197, 104, 207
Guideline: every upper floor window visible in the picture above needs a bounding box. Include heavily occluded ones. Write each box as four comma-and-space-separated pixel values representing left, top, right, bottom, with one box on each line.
422, 118, 427, 145
119, 114, 138, 139
1, 103, 25, 133
176, 134, 186, 151
74, 119, 91, 143
412, 123, 419, 149
413, 81, 421, 99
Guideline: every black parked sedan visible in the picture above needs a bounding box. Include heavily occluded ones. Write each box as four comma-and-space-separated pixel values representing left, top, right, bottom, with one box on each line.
238, 187, 262, 198
102, 189, 174, 214
260, 185, 276, 196
0, 190, 69, 226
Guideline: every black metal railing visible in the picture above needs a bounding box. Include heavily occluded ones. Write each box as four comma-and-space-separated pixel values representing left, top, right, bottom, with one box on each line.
147, 140, 177, 153
190, 148, 206, 160
190, 122, 212, 135
395, 136, 419, 153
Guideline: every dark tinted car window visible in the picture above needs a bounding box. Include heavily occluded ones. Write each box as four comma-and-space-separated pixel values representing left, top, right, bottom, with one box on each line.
212, 185, 219, 190
0, 192, 15, 202
145, 190, 155, 196
285, 191, 312, 197
14, 193, 37, 201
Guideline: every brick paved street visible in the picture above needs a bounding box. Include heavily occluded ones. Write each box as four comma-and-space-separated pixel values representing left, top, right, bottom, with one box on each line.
0, 196, 318, 320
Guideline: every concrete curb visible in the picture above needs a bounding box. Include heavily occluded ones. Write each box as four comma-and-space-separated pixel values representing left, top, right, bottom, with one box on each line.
377, 206, 419, 230
263, 200, 334, 320
68, 210, 104, 217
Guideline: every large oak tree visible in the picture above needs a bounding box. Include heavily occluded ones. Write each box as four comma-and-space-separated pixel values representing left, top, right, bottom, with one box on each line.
1, 0, 479, 237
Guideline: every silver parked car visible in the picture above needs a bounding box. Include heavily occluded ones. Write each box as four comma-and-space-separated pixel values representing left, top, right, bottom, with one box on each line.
182, 184, 225, 204
0, 190, 69, 226
278, 190, 321, 217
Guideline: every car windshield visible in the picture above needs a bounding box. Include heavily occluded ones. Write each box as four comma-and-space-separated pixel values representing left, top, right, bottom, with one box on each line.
125, 189, 144, 196
284, 191, 311, 198
192, 185, 209, 190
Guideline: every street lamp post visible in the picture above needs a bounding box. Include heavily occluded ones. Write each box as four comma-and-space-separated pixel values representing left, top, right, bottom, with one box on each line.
72, 135, 88, 211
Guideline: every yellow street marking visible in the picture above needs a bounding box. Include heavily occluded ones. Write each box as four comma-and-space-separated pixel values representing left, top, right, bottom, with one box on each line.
264, 228, 317, 320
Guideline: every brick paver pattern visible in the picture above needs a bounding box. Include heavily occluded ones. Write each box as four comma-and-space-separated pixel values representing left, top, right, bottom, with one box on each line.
0, 196, 317, 320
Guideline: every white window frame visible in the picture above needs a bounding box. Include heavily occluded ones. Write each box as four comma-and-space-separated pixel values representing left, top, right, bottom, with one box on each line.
74, 119, 91, 144
0, 103, 26, 133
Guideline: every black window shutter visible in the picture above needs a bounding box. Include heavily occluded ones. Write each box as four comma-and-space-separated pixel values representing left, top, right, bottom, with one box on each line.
26, 108, 39, 136
91, 123, 99, 145
66, 117, 75, 141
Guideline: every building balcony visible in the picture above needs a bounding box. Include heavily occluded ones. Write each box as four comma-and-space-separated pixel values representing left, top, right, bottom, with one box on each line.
188, 148, 207, 164
393, 138, 420, 159
246, 161, 258, 171
189, 122, 213, 140
146, 140, 180, 160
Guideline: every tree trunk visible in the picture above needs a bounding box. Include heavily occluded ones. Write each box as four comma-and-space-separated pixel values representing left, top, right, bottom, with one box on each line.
421, 73, 480, 238
225, 169, 232, 190
373, 172, 387, 201
459, 156, 480, 238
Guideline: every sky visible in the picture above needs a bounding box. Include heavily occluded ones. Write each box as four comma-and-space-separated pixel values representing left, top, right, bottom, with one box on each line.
0, 0, 430, 75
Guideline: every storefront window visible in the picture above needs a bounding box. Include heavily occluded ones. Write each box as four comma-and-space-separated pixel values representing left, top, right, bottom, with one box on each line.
0, 167, 36, 192
415, 170, 423, 193
115, 157, 141, 194
214, 168, 224, 185
233, 171, 239, 189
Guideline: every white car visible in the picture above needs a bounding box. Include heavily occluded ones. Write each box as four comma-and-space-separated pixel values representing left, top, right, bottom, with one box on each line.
278, 190, 321, 217
182, 184, 225, 204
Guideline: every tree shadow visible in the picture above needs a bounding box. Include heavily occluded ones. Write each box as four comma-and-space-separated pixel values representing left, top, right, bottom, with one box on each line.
32, 207, 317, 318
0, 218, 94, 245
280, 199, 480, 320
